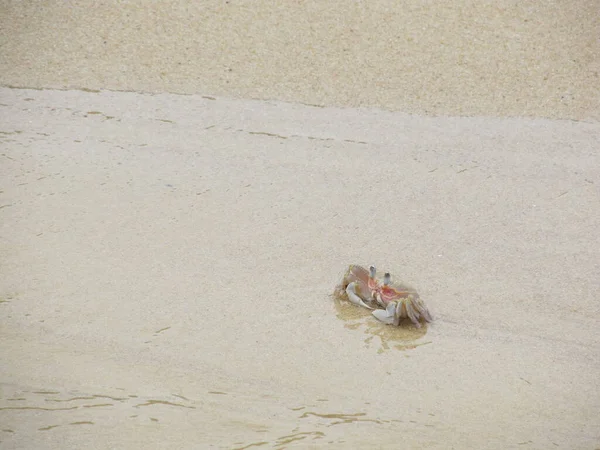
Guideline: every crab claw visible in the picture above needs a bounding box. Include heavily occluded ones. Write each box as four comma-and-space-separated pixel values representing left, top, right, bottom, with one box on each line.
346, 282, 374, 310
372, 301, 397, 325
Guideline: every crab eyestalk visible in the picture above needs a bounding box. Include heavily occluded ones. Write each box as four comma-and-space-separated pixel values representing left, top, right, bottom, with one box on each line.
368, 265, 383, 304
383, 272, 391, 286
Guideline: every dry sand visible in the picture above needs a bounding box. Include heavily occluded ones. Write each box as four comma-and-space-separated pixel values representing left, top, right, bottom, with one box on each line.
1, 1, 600, 449
1, 0, 599, 120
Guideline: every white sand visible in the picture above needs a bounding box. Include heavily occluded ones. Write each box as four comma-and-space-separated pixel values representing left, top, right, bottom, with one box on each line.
1, 1, 600, 449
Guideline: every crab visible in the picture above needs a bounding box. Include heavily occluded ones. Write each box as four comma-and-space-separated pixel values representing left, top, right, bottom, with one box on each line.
334, 265, 433, 328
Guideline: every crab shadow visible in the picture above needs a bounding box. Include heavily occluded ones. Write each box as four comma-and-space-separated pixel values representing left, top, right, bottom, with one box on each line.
332, 294, 430, 353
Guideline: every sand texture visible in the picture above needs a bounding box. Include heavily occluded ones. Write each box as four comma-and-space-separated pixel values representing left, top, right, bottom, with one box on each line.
0, 0, 599, 121
1, 1, 600, 449
1, 87, 599, 449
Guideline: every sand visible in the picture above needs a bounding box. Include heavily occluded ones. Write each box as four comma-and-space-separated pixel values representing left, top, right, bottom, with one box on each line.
1, 0, 599, 120
1, 2, 599, 449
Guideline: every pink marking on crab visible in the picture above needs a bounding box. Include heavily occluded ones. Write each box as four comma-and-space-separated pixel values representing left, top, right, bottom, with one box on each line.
377, 272, 413, 304
379, 284, 413, 303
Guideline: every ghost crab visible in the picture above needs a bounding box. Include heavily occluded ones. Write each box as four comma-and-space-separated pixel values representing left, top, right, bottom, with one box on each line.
334, 265, 433, 328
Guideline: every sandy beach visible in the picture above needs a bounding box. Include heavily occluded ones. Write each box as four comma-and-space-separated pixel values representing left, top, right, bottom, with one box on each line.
1, 2, 599, 449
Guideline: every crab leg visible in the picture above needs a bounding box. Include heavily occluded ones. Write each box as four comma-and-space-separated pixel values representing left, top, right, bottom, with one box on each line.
393, 301, 403, 326
403, 296, 422, 328
413, 296, 433, 323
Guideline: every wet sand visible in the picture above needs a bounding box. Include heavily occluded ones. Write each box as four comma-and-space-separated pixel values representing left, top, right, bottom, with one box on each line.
1, 1, 600, 449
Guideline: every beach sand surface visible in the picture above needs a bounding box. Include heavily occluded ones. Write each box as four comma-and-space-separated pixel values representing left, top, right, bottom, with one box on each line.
1, 87, 599, 449
1, 1, 600, 449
